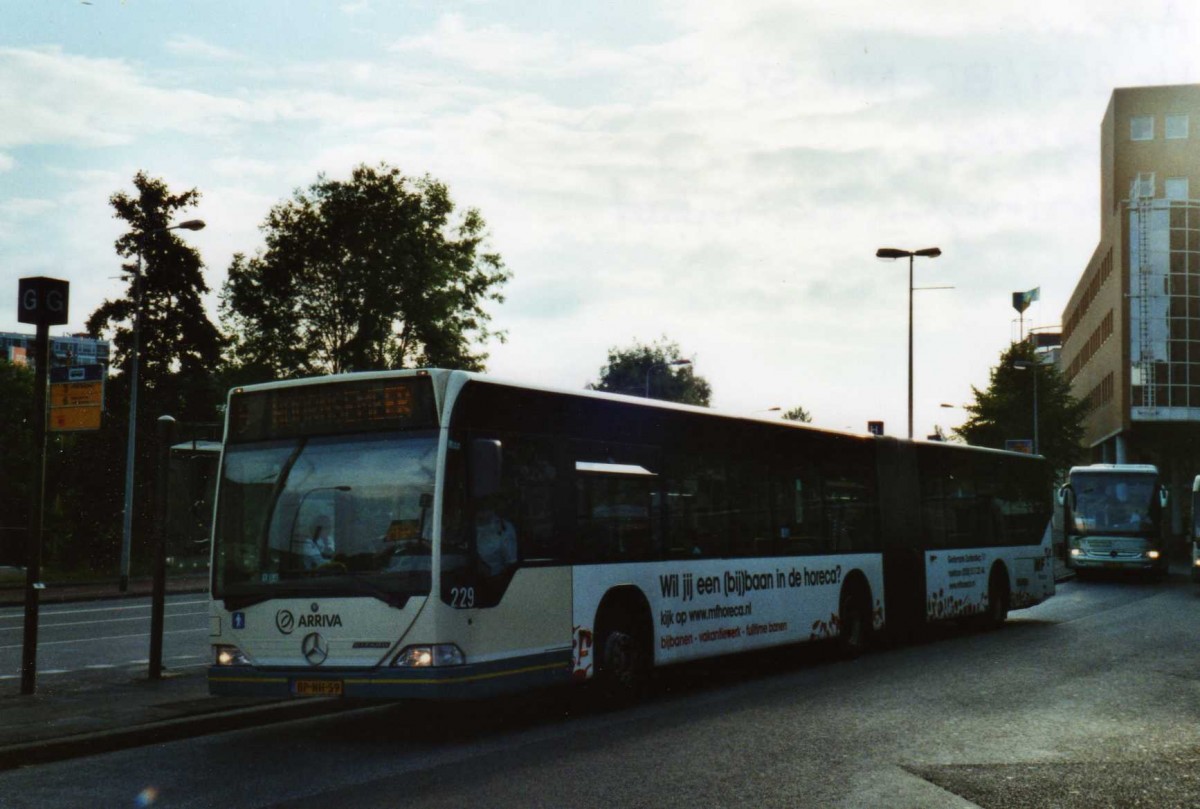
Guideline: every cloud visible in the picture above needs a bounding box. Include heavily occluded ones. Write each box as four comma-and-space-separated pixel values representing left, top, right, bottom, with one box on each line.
165, 36, 243, 61
390, 13, 640, 78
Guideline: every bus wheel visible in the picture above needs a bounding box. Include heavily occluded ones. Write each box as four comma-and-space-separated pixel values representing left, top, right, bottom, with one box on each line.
595, 615, 650, 703
837, 581, 871, 658
979, 566, 1009, 630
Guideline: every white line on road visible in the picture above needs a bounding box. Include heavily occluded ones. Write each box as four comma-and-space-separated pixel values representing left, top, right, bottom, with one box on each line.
0, 599, 210, 621
0, 627, 206, 651
0, 662, 208, 680
0, 610, 208, 632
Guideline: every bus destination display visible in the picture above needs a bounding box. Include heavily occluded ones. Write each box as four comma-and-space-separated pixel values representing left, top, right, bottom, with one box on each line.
227, 377, 437, 442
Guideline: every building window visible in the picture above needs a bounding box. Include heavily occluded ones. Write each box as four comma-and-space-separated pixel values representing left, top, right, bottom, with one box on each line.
1131, 116, 1154, 141
1166, 114, 1189, 140
1166, 177, 1189, 201
1131, 172, 1155, 199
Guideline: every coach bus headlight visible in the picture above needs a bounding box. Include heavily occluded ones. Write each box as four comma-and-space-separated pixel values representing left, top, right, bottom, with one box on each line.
392, 644, 465, 668
1070, 548, 1082, 557
214, 644, 251, 667
1146, 550, 1161, 560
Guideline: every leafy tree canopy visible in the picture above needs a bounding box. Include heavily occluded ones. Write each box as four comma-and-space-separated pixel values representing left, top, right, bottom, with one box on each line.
220, 162, 509, 378
587, 337, 711, 406
782, 406, 812, 423
954, 340, 1085, 484
86, 171, 225, 421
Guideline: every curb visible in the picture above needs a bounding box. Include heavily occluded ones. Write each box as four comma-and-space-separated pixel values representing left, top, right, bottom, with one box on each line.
0, 696, 349, 772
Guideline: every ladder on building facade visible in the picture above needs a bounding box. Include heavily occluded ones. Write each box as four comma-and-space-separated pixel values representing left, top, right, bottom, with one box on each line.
1134, 176, 1155, 410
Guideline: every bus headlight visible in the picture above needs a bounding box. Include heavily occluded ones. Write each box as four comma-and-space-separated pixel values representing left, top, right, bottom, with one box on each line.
392, 644, 465, 667
1070, 548, 1082, 557
1194, 557, 1200, 568
214, 644, 251, 667
1146, 550, 1161, 560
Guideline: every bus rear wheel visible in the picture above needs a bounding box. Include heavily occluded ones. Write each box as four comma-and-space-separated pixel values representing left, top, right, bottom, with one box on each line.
837, 582, 871, 658
978, 567, 1009, 630
595, 615, 650, 703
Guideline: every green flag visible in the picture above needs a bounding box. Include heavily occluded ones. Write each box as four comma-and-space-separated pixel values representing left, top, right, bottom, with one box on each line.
1012, 287, 1040, 314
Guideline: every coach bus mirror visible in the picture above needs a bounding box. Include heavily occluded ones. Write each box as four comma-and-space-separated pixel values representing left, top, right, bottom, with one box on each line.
1057, 485, 1073, 508
470, 439, 503, 500
1159, 486, 1169, 508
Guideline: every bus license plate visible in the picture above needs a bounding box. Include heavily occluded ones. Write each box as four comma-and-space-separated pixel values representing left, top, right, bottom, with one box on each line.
294, 679, 343, 697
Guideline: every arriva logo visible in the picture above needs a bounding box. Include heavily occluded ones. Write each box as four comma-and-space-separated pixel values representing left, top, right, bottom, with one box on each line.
276, 609, 295, 635
298, 613, 343, 628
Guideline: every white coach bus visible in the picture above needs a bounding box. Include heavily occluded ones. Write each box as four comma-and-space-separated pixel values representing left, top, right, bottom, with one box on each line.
208, 370, 1055, 700
1059, 464, 1170, 578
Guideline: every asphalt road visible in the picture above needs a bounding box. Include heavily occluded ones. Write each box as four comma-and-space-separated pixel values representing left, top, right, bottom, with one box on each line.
0, 594, 210, 685
1, 573, 1198, 808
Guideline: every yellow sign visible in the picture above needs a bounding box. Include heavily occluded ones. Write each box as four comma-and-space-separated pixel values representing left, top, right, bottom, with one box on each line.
49, 379, 103, 431
50, 381, 102, 408
49, 406, 102, 432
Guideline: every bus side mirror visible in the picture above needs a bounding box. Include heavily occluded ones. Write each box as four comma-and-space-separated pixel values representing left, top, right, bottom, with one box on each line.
470, 439, 502, 500
1159, 486, 1169, 508
1057, 485, 1073, 508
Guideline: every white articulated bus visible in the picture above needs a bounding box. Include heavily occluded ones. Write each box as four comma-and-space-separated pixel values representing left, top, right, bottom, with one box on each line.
1191, 476, 1200, 582
1059, 464, 1170, 578
208, 370, 1055, 700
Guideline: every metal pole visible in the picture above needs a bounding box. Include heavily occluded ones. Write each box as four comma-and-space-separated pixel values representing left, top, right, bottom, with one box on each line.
119, 250, 142, 593
1032, 367, 1039, 455
908, 253, 914, 440
149, 414, 175, 679
20, 323, 50, 695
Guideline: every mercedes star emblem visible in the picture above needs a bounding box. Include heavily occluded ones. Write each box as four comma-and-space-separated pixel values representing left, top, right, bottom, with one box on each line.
302, 632, 329, 666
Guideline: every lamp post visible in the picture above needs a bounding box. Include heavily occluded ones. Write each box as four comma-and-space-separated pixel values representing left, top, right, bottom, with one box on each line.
876, 246, 942, 439
1012, 359, 1039, 455
645, 358, 691, 398
120, 218, 206, 592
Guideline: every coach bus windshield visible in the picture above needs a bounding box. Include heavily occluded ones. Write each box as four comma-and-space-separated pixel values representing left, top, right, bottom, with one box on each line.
213, 432, 438, 607
1070, 472, 1159, 536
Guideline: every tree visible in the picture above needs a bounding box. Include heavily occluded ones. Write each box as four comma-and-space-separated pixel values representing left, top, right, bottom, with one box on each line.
782, 406, 812, 423
587, 337, 711, 406
954, 340, 1085, 485
79, 172, 225, 572
221, 162, 509, 379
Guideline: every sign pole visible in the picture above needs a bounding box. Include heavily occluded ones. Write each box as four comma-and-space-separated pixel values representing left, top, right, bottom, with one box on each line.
149, 415, 175, 680
17, 276, 68, 696
20, 322, 49, 695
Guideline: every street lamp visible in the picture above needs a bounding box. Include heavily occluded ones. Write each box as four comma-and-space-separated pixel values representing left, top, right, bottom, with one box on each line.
876, 246, 942, 440
120, 218, 206, 592
1012, 359, 1039, 455
645, 358, 691, 398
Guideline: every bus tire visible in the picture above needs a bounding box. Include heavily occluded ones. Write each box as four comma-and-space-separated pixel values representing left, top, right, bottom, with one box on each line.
594, 606, 651, 703
979, 565, 1009, 630
837, 578, 871, 658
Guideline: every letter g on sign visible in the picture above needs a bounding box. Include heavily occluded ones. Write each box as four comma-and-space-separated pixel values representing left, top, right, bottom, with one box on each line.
17, 277, 70, 326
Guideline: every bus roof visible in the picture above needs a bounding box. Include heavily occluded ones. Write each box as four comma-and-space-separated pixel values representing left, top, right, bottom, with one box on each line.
225, 367, 1041, 458
1068, 463, 1159, 476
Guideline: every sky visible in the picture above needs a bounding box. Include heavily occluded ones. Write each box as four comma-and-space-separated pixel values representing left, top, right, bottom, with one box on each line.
4, 1, 1200, 440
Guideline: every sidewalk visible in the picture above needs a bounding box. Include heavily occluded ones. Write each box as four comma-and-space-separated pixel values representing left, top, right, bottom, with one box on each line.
0, 569, 346, 771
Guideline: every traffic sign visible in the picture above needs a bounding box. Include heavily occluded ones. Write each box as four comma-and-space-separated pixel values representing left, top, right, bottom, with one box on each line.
48, 365, 105, 432
17, 277, 69, 326
49, 406, 102, 431
50, 381, 102, 408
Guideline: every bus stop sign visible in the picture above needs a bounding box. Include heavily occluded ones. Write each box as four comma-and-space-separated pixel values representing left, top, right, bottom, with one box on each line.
18, 277, 69, 326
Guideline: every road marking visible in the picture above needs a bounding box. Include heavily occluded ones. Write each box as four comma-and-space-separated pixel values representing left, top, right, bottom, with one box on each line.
0, 627, 206, 651
0, 661, 208, 680
0, 610, 208, 632
0, 599, 209, 621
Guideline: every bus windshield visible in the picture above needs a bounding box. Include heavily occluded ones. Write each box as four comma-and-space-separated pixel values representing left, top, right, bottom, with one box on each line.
1070, 472, 1158, 535
213, 431, 439, 607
